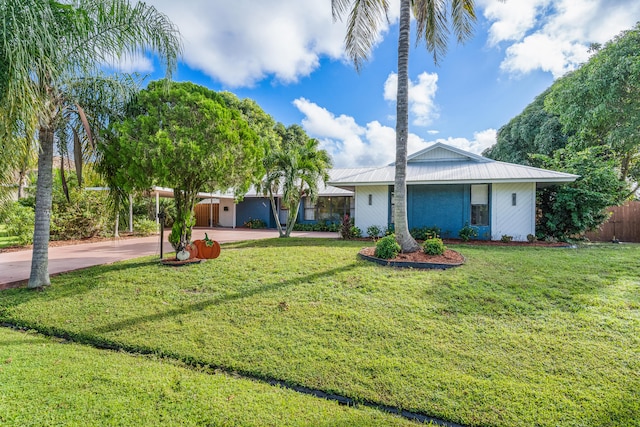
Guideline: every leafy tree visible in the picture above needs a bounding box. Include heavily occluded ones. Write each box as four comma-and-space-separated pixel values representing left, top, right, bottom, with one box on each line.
0, 0, 181, 288
259, 124, 332, 238
102, 80, 264, 253
535, 147, 628, 240
482, 88, 569, 166
545, 23, 640, 193
332, 0, 476, 253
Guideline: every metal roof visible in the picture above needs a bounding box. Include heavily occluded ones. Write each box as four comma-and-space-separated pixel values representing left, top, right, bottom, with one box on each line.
329, 143, 579, 187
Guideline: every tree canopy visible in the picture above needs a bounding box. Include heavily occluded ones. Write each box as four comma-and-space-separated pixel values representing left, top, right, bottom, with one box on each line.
545, 22, 640, 190
101, 80, 265, 252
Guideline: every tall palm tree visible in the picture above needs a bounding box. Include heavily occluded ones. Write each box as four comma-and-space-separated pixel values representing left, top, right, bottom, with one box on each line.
332, 0, 476, 252
0, 0, 181, 288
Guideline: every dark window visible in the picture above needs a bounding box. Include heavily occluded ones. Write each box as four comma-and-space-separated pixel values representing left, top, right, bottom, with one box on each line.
471, 184, 489, 226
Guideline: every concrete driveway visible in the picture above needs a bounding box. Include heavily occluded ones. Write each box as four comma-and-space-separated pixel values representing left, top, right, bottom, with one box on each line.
0, 228, 339, 289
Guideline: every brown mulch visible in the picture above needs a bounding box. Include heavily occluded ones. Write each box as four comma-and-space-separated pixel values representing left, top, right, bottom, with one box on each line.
359, 246, 465, 265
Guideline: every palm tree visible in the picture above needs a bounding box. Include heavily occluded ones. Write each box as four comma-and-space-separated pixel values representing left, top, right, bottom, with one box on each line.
0, 0, 181, 288
259, 127, 332, 238
332, 0, 476, 252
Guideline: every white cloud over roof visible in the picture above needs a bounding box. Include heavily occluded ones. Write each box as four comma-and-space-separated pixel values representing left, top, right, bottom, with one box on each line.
480, 0, 640, 78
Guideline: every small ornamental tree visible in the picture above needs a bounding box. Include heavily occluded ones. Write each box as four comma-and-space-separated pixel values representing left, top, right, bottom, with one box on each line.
102, 80, 264, 253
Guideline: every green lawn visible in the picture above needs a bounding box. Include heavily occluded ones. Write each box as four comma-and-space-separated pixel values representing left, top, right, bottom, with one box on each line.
0, 327, 414, 426
1, 238, 638, 426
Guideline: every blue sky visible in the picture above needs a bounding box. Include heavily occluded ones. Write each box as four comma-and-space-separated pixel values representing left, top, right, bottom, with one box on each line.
122, 0, 640, 167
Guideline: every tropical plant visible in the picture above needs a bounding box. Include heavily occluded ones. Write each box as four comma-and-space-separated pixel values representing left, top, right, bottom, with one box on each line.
103, 80, 264, 253
259, 125, 332, 238
0, 0, 181, 288
332, 0, 476, 253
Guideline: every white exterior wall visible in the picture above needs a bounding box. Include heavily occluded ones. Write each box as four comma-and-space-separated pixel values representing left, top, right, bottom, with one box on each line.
218, 199, 236, 228
355, 186, 389, 237
491, 182, 536, 241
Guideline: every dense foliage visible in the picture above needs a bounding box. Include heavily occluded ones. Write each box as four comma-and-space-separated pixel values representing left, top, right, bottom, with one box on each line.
483, 24, 640, 240
374, 234, 401, 259
101, 80, 264, 252
422, 237, 446, 255
535, 147, 627, 239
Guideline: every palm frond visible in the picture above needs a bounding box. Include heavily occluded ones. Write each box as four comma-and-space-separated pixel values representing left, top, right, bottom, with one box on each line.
336, 0, 390, 71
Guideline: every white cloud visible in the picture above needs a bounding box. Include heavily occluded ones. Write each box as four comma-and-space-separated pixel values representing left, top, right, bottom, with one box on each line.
145, 0, 400, 87
384, 72, 439, 126
103, 54, 154, 74
480, 0, 640, 78
293, 98, 495, 167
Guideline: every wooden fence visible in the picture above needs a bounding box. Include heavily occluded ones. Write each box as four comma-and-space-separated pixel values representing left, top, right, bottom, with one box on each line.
585, 200, 640, 242
194, 203, 219, 227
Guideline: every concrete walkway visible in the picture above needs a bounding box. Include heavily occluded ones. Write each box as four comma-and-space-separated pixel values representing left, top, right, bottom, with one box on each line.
0, 228, 339, 288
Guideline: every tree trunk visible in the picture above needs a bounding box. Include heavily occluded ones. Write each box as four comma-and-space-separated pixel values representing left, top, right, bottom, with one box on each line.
28, 126, 54, 288
284, 198, 302, 237
267, 188, 285, 237
394, 0, 420, 253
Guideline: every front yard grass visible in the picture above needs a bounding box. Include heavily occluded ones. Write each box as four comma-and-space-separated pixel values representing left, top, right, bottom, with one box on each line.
1, 238, 638, 426
0, 327, 414, 426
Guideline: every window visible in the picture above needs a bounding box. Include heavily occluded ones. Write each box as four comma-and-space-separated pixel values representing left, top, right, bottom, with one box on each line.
304, 196, 353, 222
304, 197, 315, 221
471, 184, 489, 226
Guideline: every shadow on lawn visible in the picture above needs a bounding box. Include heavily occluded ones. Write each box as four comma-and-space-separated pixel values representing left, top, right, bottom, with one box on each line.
221, 237, 353, 250
0, 259, 162, 311
90, 262, 360, 335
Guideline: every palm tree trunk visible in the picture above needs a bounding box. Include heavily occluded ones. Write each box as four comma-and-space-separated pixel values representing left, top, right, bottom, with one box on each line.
267, 189, 285, 237
28, 125, 54, 288
394, 0, 420, 253
284, 198, 302, 237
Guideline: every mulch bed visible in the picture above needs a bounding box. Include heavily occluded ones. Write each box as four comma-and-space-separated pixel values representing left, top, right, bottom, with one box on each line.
359, 247, 464, 269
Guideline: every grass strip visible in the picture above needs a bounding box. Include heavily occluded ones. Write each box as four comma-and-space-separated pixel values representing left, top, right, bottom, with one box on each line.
0, 326, 421, 426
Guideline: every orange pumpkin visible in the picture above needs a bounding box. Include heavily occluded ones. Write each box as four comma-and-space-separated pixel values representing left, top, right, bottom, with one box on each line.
194, 239, 221, 259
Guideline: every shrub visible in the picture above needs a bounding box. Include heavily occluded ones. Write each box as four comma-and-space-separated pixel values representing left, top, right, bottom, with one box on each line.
366, 225, 382, 239
134, 218, 158, 236
384, 224, 395, 236
340, 215, 360, 239
458, 223, 478, 242
50, 189, 112, 240
374, 234, 400, 259
501, 234, 513, 243
244, 218, 267, 229
410, 226, 440, 241
1, 202, 35, 245
423, 237, 446, 255
527, 233, 537, 243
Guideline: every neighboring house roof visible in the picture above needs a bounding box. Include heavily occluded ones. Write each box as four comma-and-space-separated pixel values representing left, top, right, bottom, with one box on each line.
243, 169, 354, 198
329, 142, 579, 188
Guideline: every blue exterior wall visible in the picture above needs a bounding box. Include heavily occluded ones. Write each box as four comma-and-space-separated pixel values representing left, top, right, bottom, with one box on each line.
235, 198, 277, 228
388, 184, 490, 239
